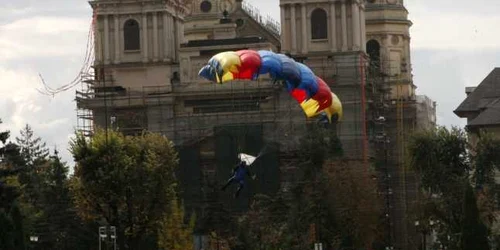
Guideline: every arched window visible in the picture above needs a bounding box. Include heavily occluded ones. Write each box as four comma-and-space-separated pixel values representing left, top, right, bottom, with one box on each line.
366, 39, 381, 69
311, 8, 327, 40
124, 19, 140, 51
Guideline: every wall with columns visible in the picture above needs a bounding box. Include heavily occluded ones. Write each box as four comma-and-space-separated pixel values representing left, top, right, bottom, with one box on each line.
95, 12, 183, 65
184, 17, 224, 41
280, 0, 366, 55
91, 0, 189, 91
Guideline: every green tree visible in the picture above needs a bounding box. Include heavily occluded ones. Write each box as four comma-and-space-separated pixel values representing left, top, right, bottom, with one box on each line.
408, 127, 469, 194
70, 129, 180, 249
13, 124, 51, 249
0, 119, 26, 249
14, 124, 49, 220
462, 182, 490, 250
32, 149, 95, 249
157, 199, 195, 250
274, 124, 342, 250
288, 124, 381, 249
10, 202, 26, 249
408, 126, 500, 249
473, 131, 500, 185
324, 160, 382, 249
234, 124, 381, 250
234, 193, 291, 250
197, 183, 236, 249
16, 124, 49, 167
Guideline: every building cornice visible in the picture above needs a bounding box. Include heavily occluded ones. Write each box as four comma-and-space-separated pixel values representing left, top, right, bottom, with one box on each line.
366, 19, 413, 27
365, 3, 408, 14
89, 0, 190, 18
280, 0, 361, 7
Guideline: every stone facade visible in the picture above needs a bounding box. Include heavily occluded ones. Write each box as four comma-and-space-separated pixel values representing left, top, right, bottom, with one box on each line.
280, 0, 366, 54
76, 1, 437, 249
416, 95, 437, 130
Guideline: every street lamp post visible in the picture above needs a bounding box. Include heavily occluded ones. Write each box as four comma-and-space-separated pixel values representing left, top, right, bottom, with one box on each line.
415, 221, 426, 250
99, 226, 117, 250
314, 242, 323, 250
415, 220, 435, 250
30, 235, 39, 248
99, 226, 107, 250
110, 226, 117, 250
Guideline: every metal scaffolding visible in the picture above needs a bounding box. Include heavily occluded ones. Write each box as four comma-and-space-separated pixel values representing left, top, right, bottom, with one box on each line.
75, 47, 422, 250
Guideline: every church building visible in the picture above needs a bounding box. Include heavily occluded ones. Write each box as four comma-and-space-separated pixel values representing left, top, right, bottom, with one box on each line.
76, 0, 436, 249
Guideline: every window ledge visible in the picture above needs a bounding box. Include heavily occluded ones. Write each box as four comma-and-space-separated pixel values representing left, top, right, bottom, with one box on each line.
124, 49, 141, 53
311, 39, 328, 43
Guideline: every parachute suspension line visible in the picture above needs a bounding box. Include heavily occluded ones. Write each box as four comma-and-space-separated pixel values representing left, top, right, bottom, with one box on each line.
38, 5, 97, 96
334, 61, 343, 140
231, 77, 234, 114
214, 75, 219, 133
360, 54, 368, 167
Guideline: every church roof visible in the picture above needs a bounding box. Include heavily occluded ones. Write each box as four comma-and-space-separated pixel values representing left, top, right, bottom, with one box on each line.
230, 1, 281, 46
455, 68, 500, 113
454, 68, 500, 127
237, 1, 280, 42
467, 103, 500, 127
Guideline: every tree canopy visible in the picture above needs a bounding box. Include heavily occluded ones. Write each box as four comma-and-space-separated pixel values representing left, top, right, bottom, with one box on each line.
231, 124, 383, 250
70, 129, 182, 249
0, 119, 26, 249
408, 126, 500, 250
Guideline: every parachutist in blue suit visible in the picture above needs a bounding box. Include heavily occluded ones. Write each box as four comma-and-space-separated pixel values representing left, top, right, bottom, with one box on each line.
221, 160, 256, 198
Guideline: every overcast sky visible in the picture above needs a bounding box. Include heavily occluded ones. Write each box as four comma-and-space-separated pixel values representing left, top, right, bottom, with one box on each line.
1, 0, 499, 166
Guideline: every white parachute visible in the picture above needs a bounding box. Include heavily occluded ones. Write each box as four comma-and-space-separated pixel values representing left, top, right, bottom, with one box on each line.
238, 153, 257, 166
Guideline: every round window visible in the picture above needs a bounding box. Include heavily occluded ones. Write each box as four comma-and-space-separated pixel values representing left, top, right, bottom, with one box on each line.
200, 0, 212, 12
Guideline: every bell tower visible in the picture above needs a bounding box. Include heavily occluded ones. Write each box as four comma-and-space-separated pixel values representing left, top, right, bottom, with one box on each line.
280, 0, 367, 56
279, 0, 374, 163
91, 0, 189, 65
184, 0, 239, 41
84, 0, 190, 135
365, 0, 414, 99
189, 0, 237, 16
365, 1, 418, 250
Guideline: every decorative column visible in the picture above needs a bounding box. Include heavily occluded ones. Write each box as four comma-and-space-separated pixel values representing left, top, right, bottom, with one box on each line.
352, 1, 361, 50
104, 15, 110, 64
142, 13, 148, 62
280, 5, 288, 52
114, 14, 120, 64
329, 2, 337, 52
341, 0, 348, 51
179, 18, 184, 45
301, 3, 308, 54
360, 3, 366, 52
153, 12, 159, 62
95, 16, 102, 64
173, 16, 179, 62
290, 4, 297, 53
163, 12, 169, 61
168, 15, 174, 60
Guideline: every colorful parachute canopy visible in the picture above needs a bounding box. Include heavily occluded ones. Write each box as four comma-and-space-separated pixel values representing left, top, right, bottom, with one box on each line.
198, 50, 343, 123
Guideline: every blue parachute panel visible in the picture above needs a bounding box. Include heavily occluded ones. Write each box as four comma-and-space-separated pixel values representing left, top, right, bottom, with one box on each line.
278, 54, 301, 86
258, 50, 282, 78
198, 65, 216, 82
296, 63, 319, 97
